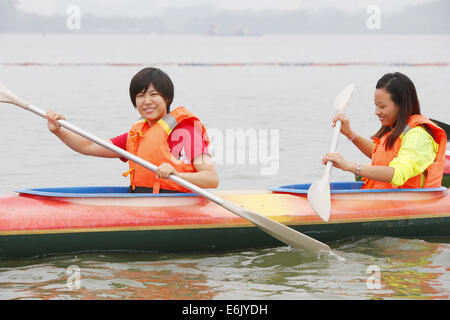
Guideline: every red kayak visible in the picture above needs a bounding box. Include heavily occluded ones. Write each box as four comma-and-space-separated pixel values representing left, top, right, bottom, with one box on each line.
0, 182, 449, 258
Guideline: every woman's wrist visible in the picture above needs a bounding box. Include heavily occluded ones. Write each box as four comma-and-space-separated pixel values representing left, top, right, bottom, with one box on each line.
344, 162, 360, 175
347, 131, 357, 141
343, 161, 354, 173
50, 126, 63, 135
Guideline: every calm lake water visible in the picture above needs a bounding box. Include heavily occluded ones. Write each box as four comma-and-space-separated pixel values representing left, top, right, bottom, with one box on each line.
0, 33, 449, 300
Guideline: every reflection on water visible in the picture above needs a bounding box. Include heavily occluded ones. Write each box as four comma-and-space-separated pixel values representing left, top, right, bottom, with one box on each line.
337, 237, 450, 300
368, 238, 449, 300
0, 237, 448, 300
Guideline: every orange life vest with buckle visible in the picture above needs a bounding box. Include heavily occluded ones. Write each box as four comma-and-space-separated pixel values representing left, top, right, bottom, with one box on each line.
123, 106, 209, 193
362, 114, 447, 189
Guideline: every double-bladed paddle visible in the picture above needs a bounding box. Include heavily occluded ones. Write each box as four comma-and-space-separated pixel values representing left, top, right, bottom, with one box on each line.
307, 84, 355, 222
0, 82, 332, 256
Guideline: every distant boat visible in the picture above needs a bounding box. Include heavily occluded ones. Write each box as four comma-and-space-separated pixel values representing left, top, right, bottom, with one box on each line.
206, 25, 261, 37
233, 27, 261, 37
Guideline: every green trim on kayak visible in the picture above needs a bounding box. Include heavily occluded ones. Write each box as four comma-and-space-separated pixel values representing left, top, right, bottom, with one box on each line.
1, 216, 450, 258
443, 174, 450, 188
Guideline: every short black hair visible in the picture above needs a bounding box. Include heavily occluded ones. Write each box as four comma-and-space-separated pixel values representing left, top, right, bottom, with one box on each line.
129, 67, 174, 113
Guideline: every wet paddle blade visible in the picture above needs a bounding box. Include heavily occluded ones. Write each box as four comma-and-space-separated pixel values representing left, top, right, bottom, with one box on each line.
222, 201, 331, 254
307, 176, 331, 222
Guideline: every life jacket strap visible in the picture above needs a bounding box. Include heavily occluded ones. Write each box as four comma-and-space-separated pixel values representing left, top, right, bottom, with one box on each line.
157, 114, 178, 135
122, 168, 136, 191
152, 180, 160, 194
129, 130, 144, 138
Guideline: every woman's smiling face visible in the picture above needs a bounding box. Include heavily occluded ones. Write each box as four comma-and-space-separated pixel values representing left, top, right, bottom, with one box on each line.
374, 88, 400, 128
135, 84, 168, 123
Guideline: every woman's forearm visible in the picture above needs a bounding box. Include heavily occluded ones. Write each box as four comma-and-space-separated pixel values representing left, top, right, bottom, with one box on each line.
348, 133, 374, 159
53, 128, 94, 154
52, 128, 119, 158
346, 162, 394, 183
47, 110, 119, 158
175, 155, 219, 189
177, 170, 219, 189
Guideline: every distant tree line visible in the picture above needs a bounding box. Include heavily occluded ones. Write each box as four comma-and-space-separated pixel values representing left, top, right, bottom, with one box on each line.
1, 0, 449, 34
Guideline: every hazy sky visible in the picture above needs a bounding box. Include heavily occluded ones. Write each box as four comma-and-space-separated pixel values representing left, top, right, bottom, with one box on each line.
17, 0, 438, 17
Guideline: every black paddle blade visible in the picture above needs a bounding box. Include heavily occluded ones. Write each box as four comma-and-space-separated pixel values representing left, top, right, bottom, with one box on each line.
430, 118, 450, 141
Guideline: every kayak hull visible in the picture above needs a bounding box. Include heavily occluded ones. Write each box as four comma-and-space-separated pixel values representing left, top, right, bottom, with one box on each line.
1, 183, 449, 258
1, 216, 449, 259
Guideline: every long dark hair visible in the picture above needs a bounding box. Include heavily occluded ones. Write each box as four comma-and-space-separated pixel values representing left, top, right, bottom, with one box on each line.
372, 72, 421, 150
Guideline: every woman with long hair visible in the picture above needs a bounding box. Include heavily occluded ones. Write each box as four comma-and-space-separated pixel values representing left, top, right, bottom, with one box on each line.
322, 72, 447, 189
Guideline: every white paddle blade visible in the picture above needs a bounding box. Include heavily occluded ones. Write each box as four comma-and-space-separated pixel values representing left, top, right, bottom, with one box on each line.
222, 201, 331, 254
307, 175, 331, 222
0, 82, 29, 107
0, 82, 13, 103
334, 83, 354, 114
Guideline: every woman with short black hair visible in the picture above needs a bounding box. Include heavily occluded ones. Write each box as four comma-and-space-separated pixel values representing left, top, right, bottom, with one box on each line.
46, 67, 219, 193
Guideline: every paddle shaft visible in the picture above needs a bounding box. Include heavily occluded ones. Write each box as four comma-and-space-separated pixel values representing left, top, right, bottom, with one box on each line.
307, 84, 354, 222
324, 119, 343, 178
14, 103, 331, 254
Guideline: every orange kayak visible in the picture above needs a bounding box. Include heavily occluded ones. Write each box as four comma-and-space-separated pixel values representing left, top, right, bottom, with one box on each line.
0, 182, 449, 258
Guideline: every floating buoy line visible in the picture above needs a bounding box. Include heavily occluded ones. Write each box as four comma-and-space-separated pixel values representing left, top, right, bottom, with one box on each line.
1, 62, 448, 67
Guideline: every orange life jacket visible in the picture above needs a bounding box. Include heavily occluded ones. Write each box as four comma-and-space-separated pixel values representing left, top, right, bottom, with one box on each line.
123, 106, 209, 193
362, 114, 447, 189
445, 154, 450, 175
